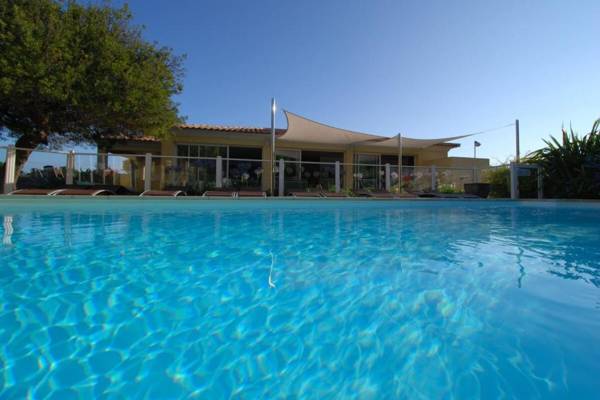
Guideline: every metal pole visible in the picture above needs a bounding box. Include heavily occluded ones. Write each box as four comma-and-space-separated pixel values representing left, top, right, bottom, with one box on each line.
473, 142, 477, 182
385, 163, 391, 192
66, 151, 75, 185
510, 162, 518, 199
144, 153, 152, 192
3, 145, 16, 194
515, 119, 520, 163
334, 161, 340, 193
215, 155, 223, 188
271, 98, 276, 196
278, 158, 284, 197
397, 133, 402, 192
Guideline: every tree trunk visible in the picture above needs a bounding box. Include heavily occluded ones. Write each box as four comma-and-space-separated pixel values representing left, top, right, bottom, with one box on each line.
14, 132, 49, 180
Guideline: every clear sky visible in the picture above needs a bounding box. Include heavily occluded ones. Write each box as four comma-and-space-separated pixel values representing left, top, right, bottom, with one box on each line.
6, 0, 600, 164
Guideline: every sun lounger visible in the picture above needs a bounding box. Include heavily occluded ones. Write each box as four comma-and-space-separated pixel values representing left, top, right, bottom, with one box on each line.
352, 190, 372, 197
289, 191, 322, 198
353, 190, 395, 199
352, 190, 417, 199
369, 192, 396, 199
203, 190, 235, 198
139, 190, 186, 197
415, 192, 480, 199
7, 188, 114, 196
51, 189, 115, 196
237, 190, 266, 198
392, 192, 418, 198
7, 188, 60, 195
320, 191, 349, 198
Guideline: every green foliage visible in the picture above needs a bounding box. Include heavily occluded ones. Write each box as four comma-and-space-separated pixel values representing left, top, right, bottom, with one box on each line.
482, 167, 536, 198
482, 166, 510, 198
529, 119, 600, 199
0, 0, 185, 156
437, 183, 463, 194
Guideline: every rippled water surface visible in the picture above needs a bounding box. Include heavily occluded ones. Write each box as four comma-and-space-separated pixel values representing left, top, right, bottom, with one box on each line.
0, 199, 599, 399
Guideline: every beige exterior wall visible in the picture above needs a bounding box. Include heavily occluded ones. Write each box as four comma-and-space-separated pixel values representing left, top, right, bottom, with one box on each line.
430, 156, 490, 169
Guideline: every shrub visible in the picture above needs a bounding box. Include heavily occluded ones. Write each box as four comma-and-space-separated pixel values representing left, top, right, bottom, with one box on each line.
437, 183, 463, 194
482, 166, 510, 198
529, 119, 600, 199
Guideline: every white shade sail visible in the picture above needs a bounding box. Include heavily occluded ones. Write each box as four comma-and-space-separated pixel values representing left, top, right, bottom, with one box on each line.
358, 133, 474, 149
279, 111, 383, 145
278, 110, 473, 148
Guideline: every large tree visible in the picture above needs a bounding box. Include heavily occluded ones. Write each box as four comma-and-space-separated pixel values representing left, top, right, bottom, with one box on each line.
0, 0, 185, 172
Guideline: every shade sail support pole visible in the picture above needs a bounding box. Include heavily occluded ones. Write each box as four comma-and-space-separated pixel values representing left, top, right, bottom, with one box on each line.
385, 164, 391, 192
515, 119, 520, 163
278, 158, 284, 197
216, 156, 223, 188
66, 151, 75, 185
397, 133, 403, 192
144, 153, 152, 192
335, 161, 341, 193
271, 98, 276, 196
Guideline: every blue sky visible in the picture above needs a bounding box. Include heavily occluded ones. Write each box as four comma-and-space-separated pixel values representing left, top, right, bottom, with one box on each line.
5, 0, 600, 164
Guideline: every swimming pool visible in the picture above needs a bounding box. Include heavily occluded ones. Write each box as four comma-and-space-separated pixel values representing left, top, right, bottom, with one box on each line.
0, 199, 598, 399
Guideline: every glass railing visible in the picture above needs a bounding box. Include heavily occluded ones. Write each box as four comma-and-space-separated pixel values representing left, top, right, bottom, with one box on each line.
2, 146, 511, 197
15, 147, 67, 190
223, 157, 264, 190
73, 152, 143, 193
352, 162, 383, 191
480, 165, 510, 198
107, 153, 146, 193
0, 146, 6, 184
277, 160, 343, 193
436, 167, 475, 193
157, 155, 217, 195
386, 165, 433, 192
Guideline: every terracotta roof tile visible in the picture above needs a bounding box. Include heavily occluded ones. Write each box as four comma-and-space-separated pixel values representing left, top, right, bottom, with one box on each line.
177, 124, 286, 135
100, 124, 286, 142
99, 133, 161, 142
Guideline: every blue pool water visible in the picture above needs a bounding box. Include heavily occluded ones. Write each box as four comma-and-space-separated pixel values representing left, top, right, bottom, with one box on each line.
0, 199, 599, 399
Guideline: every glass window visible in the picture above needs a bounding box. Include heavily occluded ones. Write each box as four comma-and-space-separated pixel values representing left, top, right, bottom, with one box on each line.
229, 147, 261, 159
189, 145, 198, 158
204, 146, 218, 157
177, 145, 189, 158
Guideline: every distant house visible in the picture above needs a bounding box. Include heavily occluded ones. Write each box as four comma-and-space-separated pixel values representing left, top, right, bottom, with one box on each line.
98, 111, 489, 194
